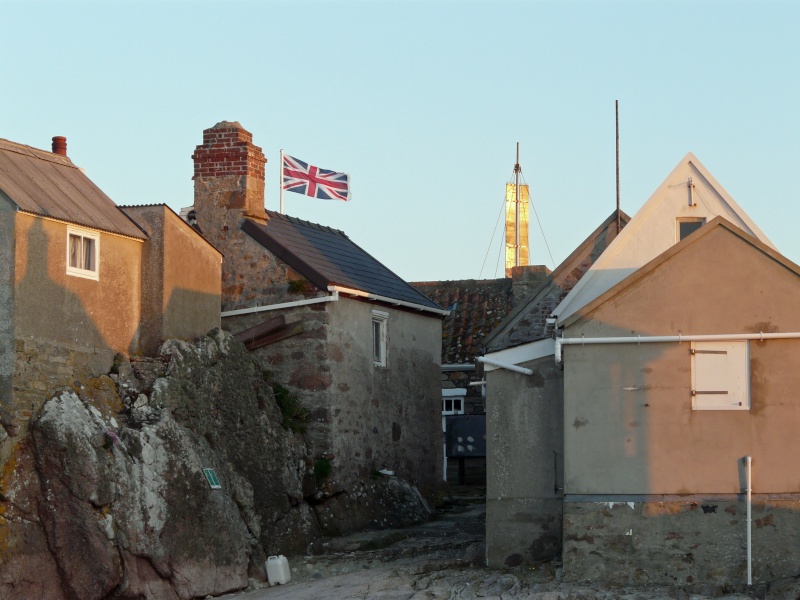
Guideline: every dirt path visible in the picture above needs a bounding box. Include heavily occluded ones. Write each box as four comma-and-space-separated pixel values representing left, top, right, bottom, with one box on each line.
218, 489, 798, 600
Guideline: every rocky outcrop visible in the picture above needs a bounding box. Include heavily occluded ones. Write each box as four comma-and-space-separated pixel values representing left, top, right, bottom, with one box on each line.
0, 329, 433, 599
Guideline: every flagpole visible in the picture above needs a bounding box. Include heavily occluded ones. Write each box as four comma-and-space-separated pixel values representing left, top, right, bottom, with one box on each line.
279, 149, 285, 215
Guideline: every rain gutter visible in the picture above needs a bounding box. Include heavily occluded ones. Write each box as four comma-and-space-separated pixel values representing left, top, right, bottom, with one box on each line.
221, 291, 339, 318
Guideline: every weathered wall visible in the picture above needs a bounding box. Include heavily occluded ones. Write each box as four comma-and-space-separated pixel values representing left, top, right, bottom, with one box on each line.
13, 213, 142, 410
226, 300, 332, 454
485, 355, 563, 568
563, 499, 800, 586
0, 195, 14, 410
228, 298, 443, 535
561, 224, 800, 584
326, 299, 442, 491
121, 205, 222, 354
564, 227, 800, 494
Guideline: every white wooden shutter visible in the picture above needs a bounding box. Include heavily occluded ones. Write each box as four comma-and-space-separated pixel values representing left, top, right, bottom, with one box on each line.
691, 341, 749, 410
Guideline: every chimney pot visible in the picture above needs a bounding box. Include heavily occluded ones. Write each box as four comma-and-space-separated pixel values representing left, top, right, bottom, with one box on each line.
52, 136, 67, 157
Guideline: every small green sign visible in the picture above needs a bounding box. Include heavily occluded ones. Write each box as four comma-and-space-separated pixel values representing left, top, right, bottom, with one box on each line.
203, 468, 222, 489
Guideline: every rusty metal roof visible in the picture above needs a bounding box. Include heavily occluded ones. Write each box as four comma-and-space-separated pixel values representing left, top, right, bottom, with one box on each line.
0, 138, 146, 239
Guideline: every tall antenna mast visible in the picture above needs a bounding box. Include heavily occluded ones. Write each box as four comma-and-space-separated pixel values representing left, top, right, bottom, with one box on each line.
514, 142, 521, 267
616, 100, 621, 234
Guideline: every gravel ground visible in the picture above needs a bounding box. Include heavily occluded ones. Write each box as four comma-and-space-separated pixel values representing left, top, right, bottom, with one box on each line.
218, 489, 800, 600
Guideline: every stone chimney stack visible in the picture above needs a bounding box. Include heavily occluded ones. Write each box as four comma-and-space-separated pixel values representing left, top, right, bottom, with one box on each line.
192, 122, 267, 233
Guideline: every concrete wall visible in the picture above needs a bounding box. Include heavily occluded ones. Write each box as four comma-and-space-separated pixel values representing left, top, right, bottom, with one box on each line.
13, 213, 142, 405
122, 205, 222, 354
561, 224, 800, 583
485, 355, 563, 568
0, 195, 14, 409
564, 226, 800, 495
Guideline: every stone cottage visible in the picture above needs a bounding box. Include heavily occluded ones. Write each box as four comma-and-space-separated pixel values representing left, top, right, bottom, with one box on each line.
0, 136, 221, 453
189, 121, 447, 528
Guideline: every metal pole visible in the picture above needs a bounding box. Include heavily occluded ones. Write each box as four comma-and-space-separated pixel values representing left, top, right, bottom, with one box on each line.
746, 455, 752, 586
616, 100, 620, 234
515, 142, 521, 268
280, 149, 285, 215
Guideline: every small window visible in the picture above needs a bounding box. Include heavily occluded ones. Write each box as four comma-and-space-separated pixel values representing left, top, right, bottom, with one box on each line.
677, 218, 706, 242
691, 341, 749, 410
66, 227, 99, 280
372, 310, 388, 367
442, 397, 464, 416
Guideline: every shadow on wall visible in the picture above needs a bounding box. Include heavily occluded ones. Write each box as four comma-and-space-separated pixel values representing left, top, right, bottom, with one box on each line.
13, 219, 116, 400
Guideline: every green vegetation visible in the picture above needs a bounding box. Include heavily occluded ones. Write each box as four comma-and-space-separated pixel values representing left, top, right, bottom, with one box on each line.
314, 458, 332, 484
271, 382, 309, 434
287, 279, 311, 294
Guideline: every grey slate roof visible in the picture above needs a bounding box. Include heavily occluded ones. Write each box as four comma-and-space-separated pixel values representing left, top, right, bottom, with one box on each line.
0, 138, 145, 239
242, 211, 443, 313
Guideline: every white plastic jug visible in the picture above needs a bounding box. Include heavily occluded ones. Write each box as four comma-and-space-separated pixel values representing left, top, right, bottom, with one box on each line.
266, 554, 291, 586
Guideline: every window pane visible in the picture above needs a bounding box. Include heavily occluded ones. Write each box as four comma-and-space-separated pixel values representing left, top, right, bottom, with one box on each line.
83, 237, 95, 271
679, 220, 704, 240
373, 320, 381, 362
69, 234, 80, 268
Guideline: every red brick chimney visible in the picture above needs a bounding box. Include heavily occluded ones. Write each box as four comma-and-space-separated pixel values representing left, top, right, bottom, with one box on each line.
192, 121, 267, 229
52, 136, 67, 157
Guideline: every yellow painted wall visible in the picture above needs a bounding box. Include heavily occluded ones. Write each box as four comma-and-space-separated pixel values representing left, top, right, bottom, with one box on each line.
14, 213, 142, 359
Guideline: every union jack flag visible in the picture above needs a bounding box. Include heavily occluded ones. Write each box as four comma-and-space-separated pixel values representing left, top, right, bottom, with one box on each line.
282, 154, 351, 201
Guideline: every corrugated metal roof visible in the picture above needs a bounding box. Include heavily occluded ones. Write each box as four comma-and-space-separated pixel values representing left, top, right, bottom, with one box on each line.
0, 138, 146, 239
242, 211, 443, 313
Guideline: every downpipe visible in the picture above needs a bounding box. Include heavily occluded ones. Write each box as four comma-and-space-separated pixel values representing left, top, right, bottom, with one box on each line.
745, 455, 752, 586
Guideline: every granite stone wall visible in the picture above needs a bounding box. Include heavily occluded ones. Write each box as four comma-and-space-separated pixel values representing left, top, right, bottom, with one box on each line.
563, 497, 800, 586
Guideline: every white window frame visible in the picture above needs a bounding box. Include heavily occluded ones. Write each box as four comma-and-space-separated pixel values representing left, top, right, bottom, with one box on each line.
441, 389, 466, 432
676, 217, 706, 242
372, 309, 388, 367
66, 226, 100, 281
442, 397, 464, 416
691, 340, 750, 410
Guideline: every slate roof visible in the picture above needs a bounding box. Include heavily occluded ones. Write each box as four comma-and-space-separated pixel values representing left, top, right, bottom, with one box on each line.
242, 211, 444, 313
411, 278, 514, 364
0, 138, 146, 239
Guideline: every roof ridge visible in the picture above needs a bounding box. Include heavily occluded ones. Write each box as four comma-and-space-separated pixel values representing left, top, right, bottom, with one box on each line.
266, 209, 348, 237
0, 138, 76, 168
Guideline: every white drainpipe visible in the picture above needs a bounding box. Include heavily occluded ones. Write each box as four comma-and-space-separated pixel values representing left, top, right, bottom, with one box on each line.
555, 331, 800, 365
476, 356, 533, 376
746, 455, 752, 586
221, 290, 339, 318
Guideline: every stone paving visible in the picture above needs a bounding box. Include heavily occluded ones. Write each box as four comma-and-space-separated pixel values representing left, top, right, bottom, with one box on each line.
218, 489, 800, 600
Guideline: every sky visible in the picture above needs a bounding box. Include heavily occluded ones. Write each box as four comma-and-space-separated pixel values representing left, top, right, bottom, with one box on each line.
2, 0, 799, 283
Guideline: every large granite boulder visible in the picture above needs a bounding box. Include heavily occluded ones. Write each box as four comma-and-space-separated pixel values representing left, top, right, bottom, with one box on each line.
0, 329, 434, 598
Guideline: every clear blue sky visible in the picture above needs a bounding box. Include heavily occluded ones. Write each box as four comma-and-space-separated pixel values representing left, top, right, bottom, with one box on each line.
3, 0, 798, 282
